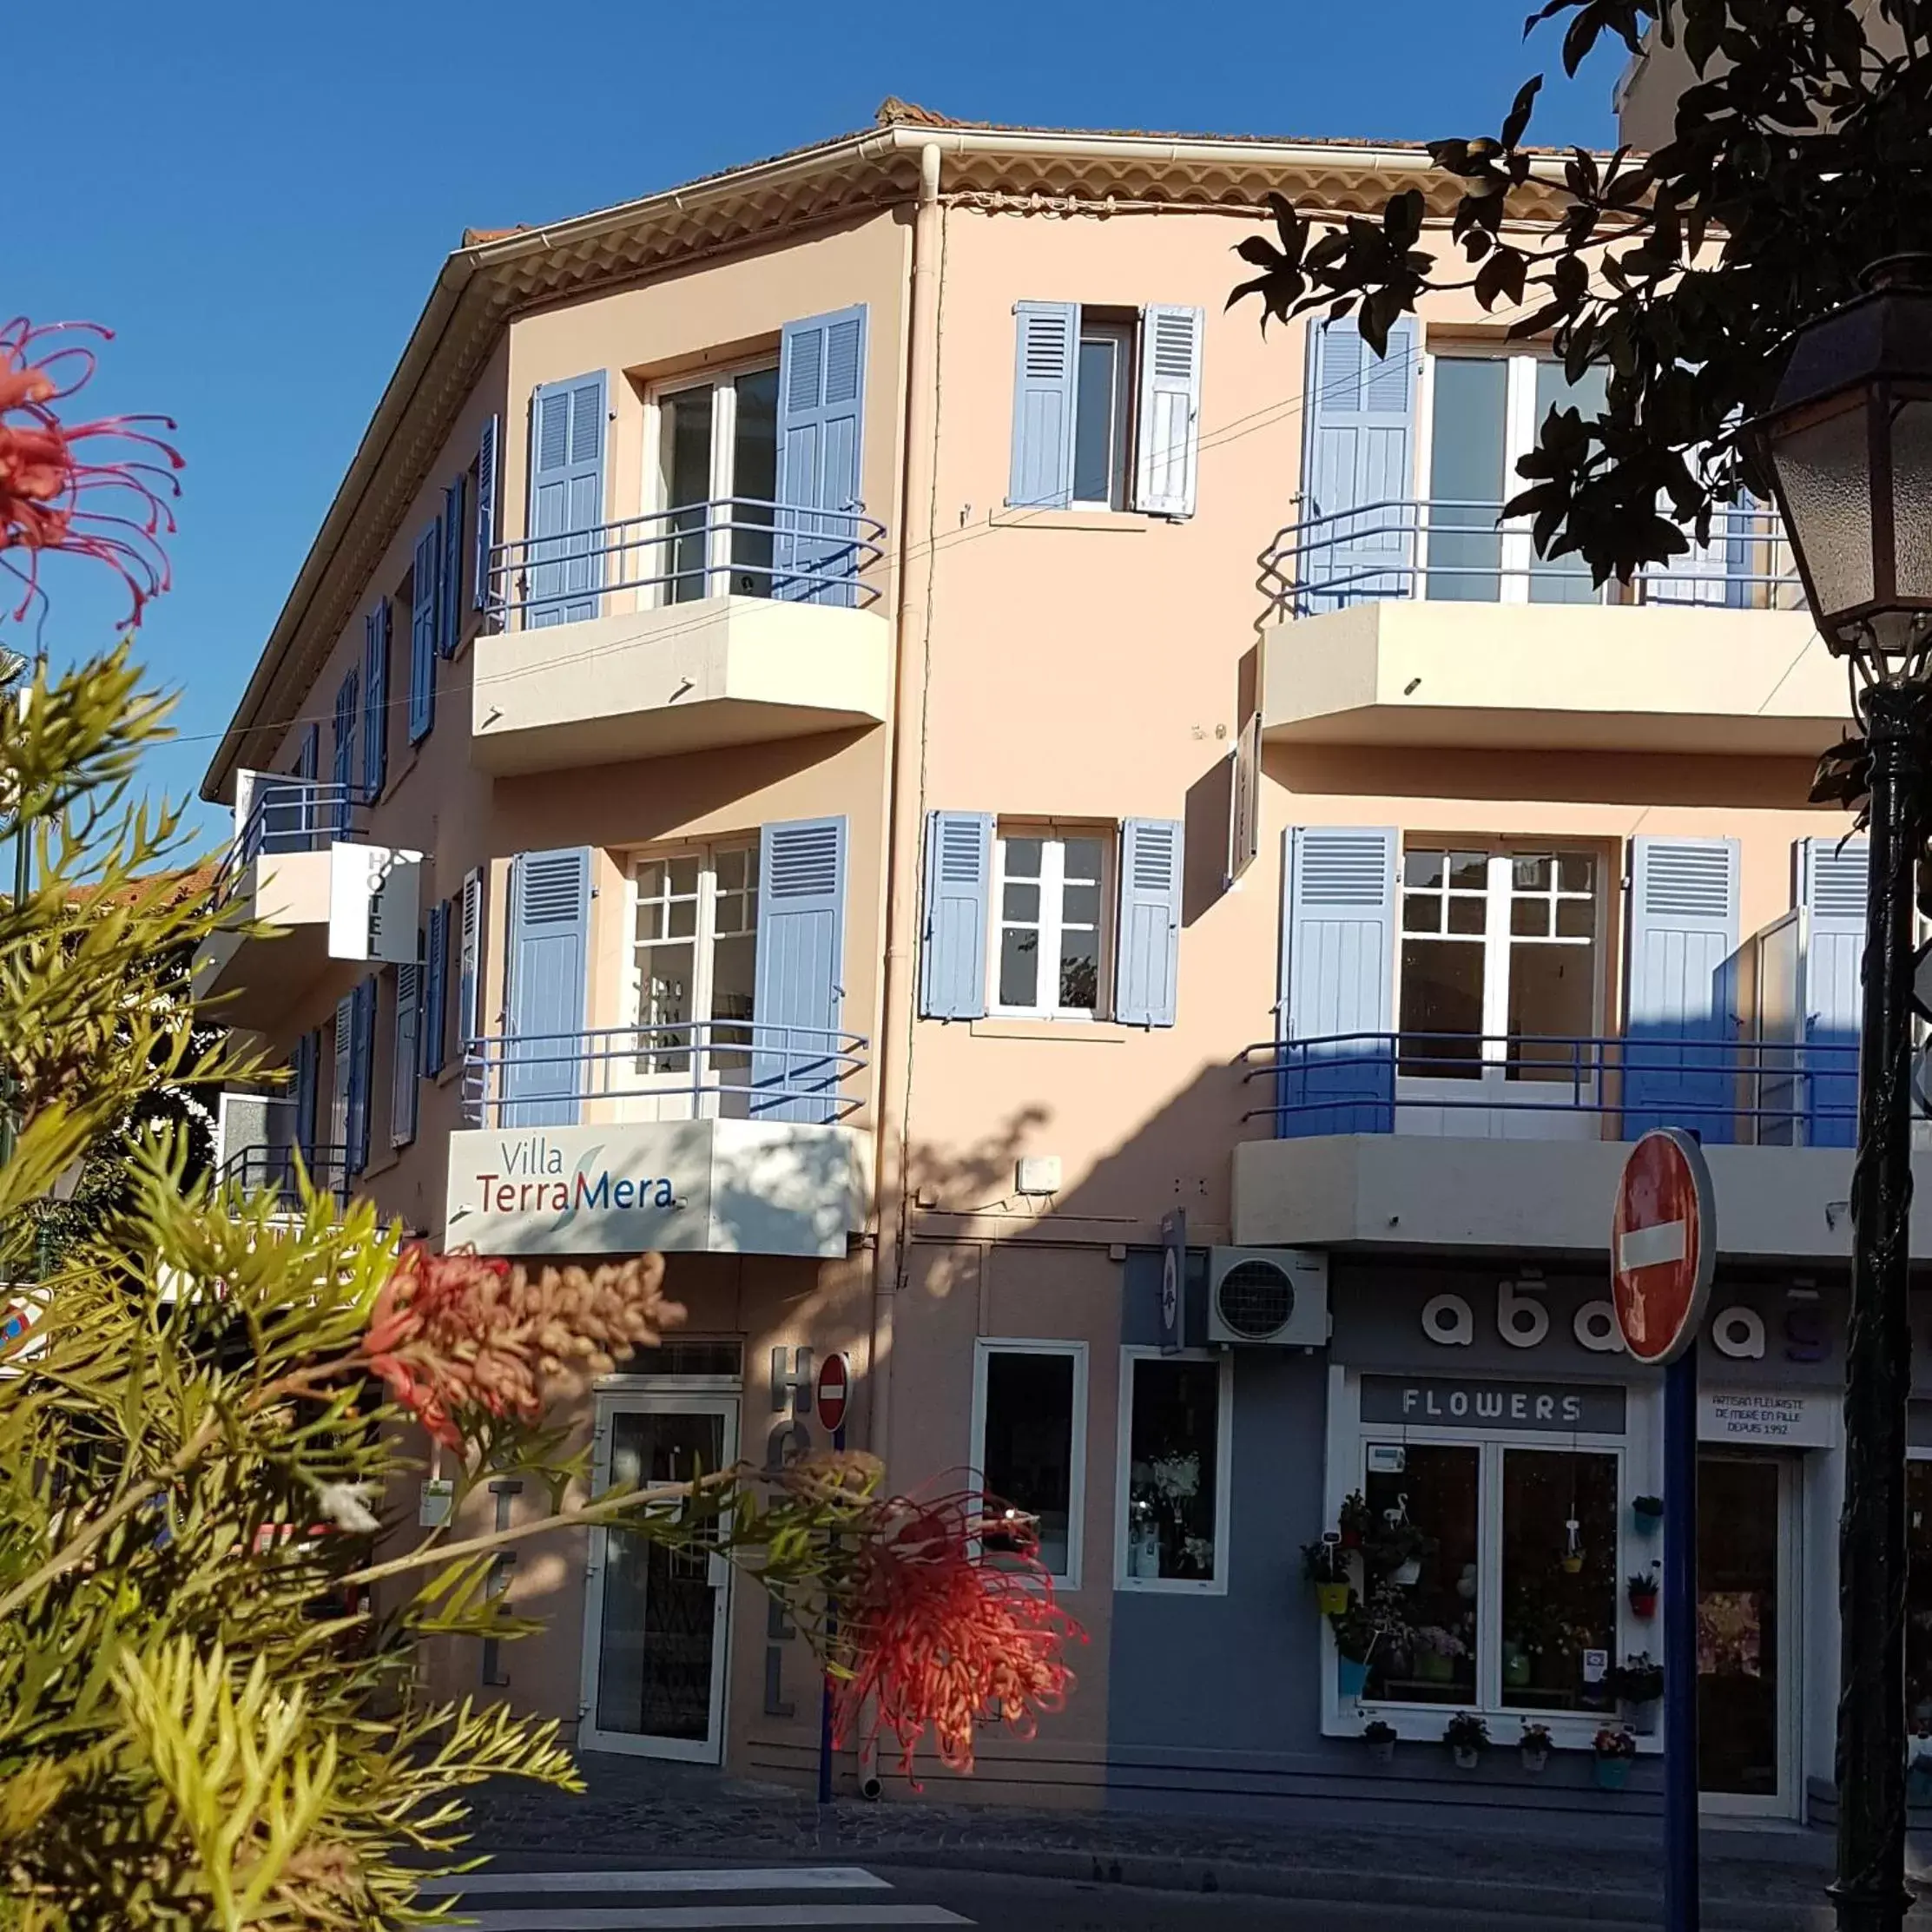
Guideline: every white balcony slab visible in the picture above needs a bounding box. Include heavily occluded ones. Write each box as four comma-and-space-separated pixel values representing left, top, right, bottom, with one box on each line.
1261, 600, 1843, 755
471, 595, 890, 775
444, 1118, 870, 1259
1232, 1133, 1932, 1260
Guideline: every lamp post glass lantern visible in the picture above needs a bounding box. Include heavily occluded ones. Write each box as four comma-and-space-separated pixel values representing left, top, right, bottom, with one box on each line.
1752, 256, 1932, 1932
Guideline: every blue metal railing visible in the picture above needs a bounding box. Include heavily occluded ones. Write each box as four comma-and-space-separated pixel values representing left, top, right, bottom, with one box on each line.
490, 496, 887, 628
1259, 498, 1805, 620
217, 1144, 351, 1210
213, 776, 365, 907
462, 1019, 870, 1131
1241, 1029, 1857, 1149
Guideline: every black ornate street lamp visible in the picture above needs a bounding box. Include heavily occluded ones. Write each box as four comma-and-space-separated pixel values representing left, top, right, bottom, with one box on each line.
1751, 256, 1932, 1932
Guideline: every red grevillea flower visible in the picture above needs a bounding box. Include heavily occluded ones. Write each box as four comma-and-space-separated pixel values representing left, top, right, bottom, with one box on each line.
0, 318, 183, 629
831, 1491, 1086, 1786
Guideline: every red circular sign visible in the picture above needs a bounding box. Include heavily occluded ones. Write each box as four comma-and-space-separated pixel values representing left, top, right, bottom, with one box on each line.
815, 1353, 850, 1433
1611, 1128, 1717, 1365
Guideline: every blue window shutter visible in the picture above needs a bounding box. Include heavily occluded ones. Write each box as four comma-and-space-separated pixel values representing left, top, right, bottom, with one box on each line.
920, 811, 992, 1020
422, 900, 449, 1077
752, 816, 847, 1123
525, 373, 607, 627
1622, 836, 1742, 1144
295, 722, 320, 782
440, 477, 465, 656
331, 992, 354, 1154
1131, 306, 1205, 518
1278, 826, 1397, 1135
1116, 819, 1184, 1026
293, 1029, 319, 1156
775, 306, 867, 606
346, 976, 375, 1175
392, 960, 421, 1148
458, 866, 485, 1047
331, 667, 358, 836
409, 523, 438, 745
362, 603, 390, 800
1007, 302, 1079, 510
474, 414, 499, 617
504, 847, 592, 1127
1795, 836, 1866, 1148
1301, 315, 1419, 609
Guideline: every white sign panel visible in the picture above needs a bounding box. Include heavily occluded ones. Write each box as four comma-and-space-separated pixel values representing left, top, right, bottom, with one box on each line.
1698, 1388, 1839, 1448
328, 844, 422, 963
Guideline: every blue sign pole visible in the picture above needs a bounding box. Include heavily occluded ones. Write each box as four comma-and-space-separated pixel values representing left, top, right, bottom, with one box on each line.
1664, 1341, 1700, 1932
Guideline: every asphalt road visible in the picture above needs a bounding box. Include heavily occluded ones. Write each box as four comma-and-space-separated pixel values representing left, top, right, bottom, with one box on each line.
418, 1860, 1658, 1932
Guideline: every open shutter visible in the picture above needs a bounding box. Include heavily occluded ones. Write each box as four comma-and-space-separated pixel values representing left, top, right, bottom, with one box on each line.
1132, 306, 1204, 518
474, 414, 499, 617
331, 993, 354, 1157
1622, 837, 1742, 1144
409, 524, 438, 745
458, 867, 485, 1047
775, 306, 867, 606
422, 900, 450, 1076
504, 848, 591, 1127
1301, 316, 1419, 610
331, 668, 358, 835
295, 722, 320, 782
526, 373, 606, 628
361, 603, 390, 801
392, 960, 421, 1147
1006, 302, 1079, 511
1116, 819, 1184, 1026
752, 817, 847, 1123
293, 1029, 319, 1157
440, 476, 465, 656
1796, 836, 1866, 1148
920, 811, 992, 1020
1278, 827, 1397, 1135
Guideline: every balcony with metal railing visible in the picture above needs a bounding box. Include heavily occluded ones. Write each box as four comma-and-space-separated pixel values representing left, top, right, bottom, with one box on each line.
1254, 499, 1847, 756
217, 1143, 352, 1213
471, 498, 893, 775
444, 1020, 872, 1262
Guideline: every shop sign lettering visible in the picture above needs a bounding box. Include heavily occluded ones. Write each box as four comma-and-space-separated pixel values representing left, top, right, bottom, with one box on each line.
465, 1135, 685, 1219
1361, 1374, 1626, 1434
1420, 1283, 1828, 1363
1698, 1390, 1837, 1447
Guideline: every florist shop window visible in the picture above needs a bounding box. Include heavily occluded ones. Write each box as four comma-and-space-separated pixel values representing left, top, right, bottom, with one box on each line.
1119, 1348, 1230, 1589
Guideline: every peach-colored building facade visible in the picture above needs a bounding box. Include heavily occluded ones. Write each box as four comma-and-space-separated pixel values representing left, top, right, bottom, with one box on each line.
201, 107, 1928, 1825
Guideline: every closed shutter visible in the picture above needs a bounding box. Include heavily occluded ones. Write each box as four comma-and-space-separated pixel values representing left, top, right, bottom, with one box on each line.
1278, 826, 1398, 1135
752, 816, 847, 1123
1115, 819, 1184, 1026
1006, 301, 1079, 510
422, 900, 450, 1077
409, 524, 438, 745
474, 414, 499, 617
331, 668, 358, 836
526, 373, 606, 628
331, 993, 353, 1156
775, 306, 867, 606
1796, 836, 1867, 1148
440, 476, 465, 656
353, 978, 376, 1175
293, 1029, 319, 1156
458, 867, 485, 1047
361, 602, 390, 801
920, 811, 992, 1020
1301, 316, 1419, 610
392, 960, 421, 1147
1132, 305, 1205, 518
1622, 837, 1742, 1144
295, 722, 320, 782
504, 847, 592, 1127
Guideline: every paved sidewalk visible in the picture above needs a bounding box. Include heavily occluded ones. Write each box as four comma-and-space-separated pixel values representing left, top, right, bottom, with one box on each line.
455, 1754, 1932, 1930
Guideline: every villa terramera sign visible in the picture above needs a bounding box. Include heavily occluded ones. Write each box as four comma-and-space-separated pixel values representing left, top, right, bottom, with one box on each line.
444, 1119, 867, 1259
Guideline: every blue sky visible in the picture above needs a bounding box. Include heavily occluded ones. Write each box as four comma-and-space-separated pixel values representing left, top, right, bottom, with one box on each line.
25, 0, 1623, 841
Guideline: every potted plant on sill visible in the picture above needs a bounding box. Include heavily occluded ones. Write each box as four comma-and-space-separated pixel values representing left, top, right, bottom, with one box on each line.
1519, 1722, 1553, 1773
1364, 1718, 1399, 1767
1632, 1494, 1665, 1539
1371, 1514, 1436, 1588
1331, 1602, 1379, 1699
1302, 1534, 1351, 1618
1338, 1491, 1375, 1552
1592, 1724, 1639, 1791
1444, 1711, 1489, 1771
1611, 1654, 1665, 1735
1627, 1567, 1659, 1620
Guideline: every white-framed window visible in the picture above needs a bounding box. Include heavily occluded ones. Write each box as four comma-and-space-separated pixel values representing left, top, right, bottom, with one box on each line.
648, 359, 780, 604
990, 825, 1112, 1020
1072, 316, 1134, 511
627, 841, 759, 1072
1116, 1346, 1233, 1594
1397, 844, 1602, 1080
971, 1339, 1088, 1587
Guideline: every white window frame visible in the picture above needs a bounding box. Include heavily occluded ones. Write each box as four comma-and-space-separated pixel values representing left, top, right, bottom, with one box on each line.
642, 355, 780, 607
986, 822, 1115, 1023
1114, 1345, 1234, 1597
1071, 317, 1134, 511
623, 840, 759, 1034
970, 1337, 1089, 1590
1321, 1365, 1659, 1751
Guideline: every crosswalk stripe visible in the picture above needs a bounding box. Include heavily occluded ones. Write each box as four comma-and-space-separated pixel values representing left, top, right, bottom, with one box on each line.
417, 1869, 892, 1898
444, 1909, 969, 1931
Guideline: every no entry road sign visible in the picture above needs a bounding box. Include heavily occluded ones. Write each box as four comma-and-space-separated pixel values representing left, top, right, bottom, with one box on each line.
815, 1352, 850, 1434
1612, 1128, 1717, 1366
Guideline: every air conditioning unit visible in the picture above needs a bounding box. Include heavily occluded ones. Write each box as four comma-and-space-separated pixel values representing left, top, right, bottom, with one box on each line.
1205, 1247, 1330, 1348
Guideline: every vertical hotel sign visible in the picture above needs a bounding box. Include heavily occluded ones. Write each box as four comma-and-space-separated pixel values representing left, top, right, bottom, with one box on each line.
1160, 1209, 1187, 1355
